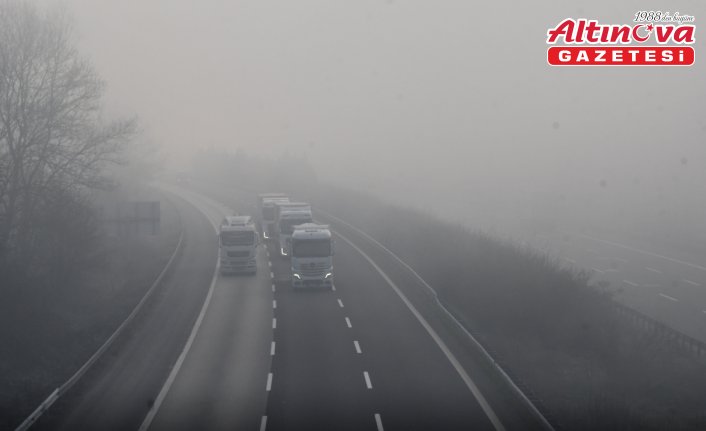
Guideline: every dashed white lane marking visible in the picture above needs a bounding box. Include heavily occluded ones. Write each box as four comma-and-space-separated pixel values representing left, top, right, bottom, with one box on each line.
591, 268, 605, 274
271, 284, 276, 293
269, 271, 274, 279
603, 268, 619, 273
272, 300, 277, 309
332, 284, 337, 291
374, 413, 384, 431
345, 317, 352, 328
563, 257, 576, 264
363, 371, 373, 389
272, 318, 277, 329
332, 228, 507, 431
659, 293, 679, 302
337, 299, 344, 308
575, 232, 706, 272
260, 416, 267, 431
270, 341, 276, 356
623, 280, 639, 287
268, 261, 272, 268
266, 373, 273, 391
683, 279, 701, 287
645, 267, 663, 274
354, 340, 362, 354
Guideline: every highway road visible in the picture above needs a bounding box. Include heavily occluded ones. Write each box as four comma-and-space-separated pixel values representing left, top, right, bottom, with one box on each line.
30, 184, 546, 430
34, 190, 218, 431
526, 229, 706, 343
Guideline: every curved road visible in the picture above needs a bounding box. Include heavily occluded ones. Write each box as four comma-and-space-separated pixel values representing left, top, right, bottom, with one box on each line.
32, 184, 544, 431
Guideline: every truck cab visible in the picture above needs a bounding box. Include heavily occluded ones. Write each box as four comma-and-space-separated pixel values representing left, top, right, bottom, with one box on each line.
274, 202, 312, 257
219, 215, 258, 274
258, 194, 289, 240
290, 224, 334, 289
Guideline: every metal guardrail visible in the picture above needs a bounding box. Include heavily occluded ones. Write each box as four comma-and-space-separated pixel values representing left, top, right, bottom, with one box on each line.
613, 301, 706, 358
15, 228, 185, 431
316, 209, 557, 431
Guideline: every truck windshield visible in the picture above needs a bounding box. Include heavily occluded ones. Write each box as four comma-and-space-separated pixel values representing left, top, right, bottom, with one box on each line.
279, 218, 312, 235
262, 206, 275, 221
293, 239, 331, 257
220, 230, 255, 246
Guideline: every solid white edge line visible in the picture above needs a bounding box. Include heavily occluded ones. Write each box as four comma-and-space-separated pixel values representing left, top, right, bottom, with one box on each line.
18, 228, 185, 431
266, 373, 273, 391
138, 257, 220, 431
318, 209, 554, 430
345, 317, 352, 328
374, 413, 384, 431
139, 187, 260, 431
659, 293, 679, 302
354, 340, 362, 354
363, 371, 373, 389
260, 416, 267, 431
334, 230, 506, 431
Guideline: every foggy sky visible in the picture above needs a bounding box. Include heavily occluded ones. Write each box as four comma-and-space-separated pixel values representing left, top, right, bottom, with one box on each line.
44, 0, 706, 238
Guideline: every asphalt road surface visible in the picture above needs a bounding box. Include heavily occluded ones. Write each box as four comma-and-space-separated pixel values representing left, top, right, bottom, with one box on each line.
527, 229, 706, 343
31, 184, 545, 431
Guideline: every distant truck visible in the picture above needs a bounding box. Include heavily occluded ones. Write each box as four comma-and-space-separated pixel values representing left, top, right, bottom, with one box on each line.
290, 224, 334, 289
219, 215, 258, 274
274, 202, 312, 257
257, 193, 289, 240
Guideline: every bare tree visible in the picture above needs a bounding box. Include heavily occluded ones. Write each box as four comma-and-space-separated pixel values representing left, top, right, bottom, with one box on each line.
0, 1, 135, 270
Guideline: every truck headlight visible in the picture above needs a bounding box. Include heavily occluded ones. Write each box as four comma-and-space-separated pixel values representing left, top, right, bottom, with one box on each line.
324, 272, 332, 279
292, 273, 301, 280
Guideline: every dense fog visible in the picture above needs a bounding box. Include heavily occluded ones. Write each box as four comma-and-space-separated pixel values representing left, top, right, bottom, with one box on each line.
49, 0, 706, 241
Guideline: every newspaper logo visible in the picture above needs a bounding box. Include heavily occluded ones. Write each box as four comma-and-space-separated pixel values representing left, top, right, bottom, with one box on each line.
547, 12, 696, 66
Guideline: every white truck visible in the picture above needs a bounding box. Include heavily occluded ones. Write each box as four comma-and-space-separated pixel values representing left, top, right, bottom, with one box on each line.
274, 202, 312, 257
219, 215, 259, 274
290, 224, 334, 289
258, 194, 289, 240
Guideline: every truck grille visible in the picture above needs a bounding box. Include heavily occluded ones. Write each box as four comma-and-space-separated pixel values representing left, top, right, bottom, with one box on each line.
299, 262, 328, 277
227, 251, 250, 258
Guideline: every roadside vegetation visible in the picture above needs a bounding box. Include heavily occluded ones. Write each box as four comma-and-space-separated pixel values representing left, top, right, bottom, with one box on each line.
193, 149, 706, 430
0, 3, 178, 429
0, 1, 135, 291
